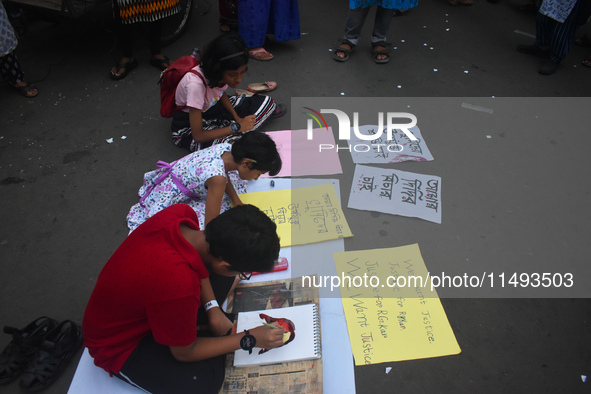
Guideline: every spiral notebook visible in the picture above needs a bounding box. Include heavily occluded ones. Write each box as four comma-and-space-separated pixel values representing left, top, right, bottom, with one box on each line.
233, 304, 321, 367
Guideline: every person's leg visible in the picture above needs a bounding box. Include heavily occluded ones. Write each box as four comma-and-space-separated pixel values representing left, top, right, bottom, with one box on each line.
334, 7, 371, 60
219, 0, 238, 31
371, 6, 394, 62
113, 0, 133, 60
0, 51, 38, 97
268, 0, 300, 42
343, 6, 371, 45
147, 19, 171, 70
229, 94, 278, 130
239, 0, 273, 60
371, 6, 394, 44
535, 12, 553, 49
199, 94, 280, 148
548, 2, 582, 63
1, 52, 24, 86
516, 12, 551, 58
147, 19, 162, 56
202, 93, 278, 131
111, 1, 136, 79
536, 6, 581, 74
117, 335, 226, 394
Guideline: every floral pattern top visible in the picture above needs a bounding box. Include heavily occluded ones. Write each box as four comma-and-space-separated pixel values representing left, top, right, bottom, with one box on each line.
539, 0, 577, 23
0, 2, 18, 56
126, 143, 247, 232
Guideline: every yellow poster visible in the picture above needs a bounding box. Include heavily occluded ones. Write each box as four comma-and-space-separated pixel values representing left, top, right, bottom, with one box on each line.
239, 184, 353, 247
334, 244, 461, 365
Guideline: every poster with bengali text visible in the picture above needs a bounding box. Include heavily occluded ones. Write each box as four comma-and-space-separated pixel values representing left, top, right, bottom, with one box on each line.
334, 244, 461, 365
347, 125, 434, 164
240, 184, 353, 247
348, 165, 442, 224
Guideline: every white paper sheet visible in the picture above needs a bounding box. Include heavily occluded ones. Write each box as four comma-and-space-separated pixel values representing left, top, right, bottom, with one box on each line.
347, 125, 434, 164
348, 165, 442, 224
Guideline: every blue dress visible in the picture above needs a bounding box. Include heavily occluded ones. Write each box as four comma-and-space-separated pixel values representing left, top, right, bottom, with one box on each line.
0, 2, 18, 57
350, 0, 418, 9
238, 0, 301, 48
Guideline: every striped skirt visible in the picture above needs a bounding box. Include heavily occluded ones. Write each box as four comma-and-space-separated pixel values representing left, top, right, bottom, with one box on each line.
172, 93, 276, 152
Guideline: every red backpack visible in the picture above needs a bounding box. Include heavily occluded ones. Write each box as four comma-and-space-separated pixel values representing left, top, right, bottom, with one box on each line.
158, 52, 205, 118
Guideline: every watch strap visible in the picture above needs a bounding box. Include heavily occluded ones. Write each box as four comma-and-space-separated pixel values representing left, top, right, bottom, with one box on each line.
240, 329, 256, 354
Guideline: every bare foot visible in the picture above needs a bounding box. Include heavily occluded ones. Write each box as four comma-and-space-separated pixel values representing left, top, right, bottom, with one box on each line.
14, 81, 38, 97
373, 45, 387, 61
336, 43, 352, 59
111, 57, 135, 78
249, 47, 274, 61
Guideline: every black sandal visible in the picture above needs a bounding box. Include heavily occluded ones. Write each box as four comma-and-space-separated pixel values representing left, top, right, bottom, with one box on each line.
110, 58, 138, 81
271, 103, 287, 118
333, 39, 355, 62
372, 42, 393, 64
19, 320, 83, 391
0, 317, 58, 385
149, 56, 170, 71
12, 83, 39, 98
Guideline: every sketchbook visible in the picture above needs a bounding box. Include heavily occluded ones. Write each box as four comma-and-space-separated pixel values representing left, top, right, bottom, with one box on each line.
233, 303, 321, 367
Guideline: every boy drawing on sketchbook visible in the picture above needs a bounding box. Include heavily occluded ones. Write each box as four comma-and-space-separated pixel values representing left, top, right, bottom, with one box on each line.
83, 204, 287, 394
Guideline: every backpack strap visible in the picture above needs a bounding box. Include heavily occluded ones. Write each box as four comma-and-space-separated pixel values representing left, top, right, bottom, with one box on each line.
174, 69, 207, 113
139, 160, 199, 208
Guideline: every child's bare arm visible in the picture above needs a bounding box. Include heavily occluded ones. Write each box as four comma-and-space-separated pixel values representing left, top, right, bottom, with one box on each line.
225, 179, 243, 207
203, 176, 227, 226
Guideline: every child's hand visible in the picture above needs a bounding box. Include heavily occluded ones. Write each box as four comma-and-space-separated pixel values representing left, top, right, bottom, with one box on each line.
238, 115, 256, 132
249, 324, 286, 350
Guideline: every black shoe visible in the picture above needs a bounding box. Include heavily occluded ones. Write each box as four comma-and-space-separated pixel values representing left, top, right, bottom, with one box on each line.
517, 44, 549, 59
0, 317, 58, 385
539, 60, 560, 75
19, 320, 83, 392
271, 104, 287, 118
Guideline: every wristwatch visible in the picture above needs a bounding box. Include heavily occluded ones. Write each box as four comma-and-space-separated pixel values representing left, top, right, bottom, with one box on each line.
240, 330, 256, 354
230, 122, 241, 133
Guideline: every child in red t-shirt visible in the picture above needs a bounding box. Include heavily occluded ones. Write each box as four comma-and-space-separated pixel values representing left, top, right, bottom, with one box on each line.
83, 204, 285, 393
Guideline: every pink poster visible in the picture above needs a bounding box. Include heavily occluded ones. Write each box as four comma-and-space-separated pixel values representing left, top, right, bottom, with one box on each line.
263, 128, 342, 177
